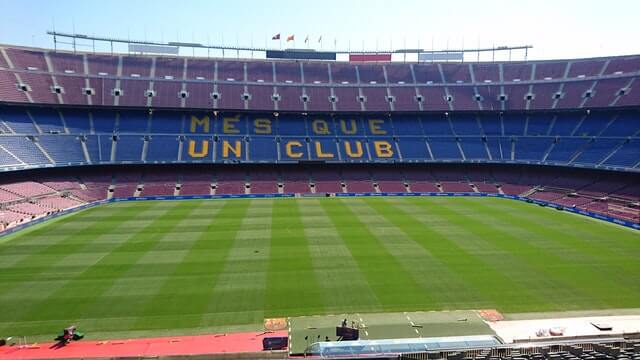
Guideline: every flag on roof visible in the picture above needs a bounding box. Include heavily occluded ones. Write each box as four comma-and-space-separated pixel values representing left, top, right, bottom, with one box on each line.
304, 35, 309, 43
272, 33, 280, 40
286, 35, 295, 42
318, 35, 322, 43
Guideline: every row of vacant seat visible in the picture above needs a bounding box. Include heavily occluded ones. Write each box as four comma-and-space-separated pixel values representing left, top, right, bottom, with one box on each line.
1, 134, 637, 169
2, 108, 639, 137
1, 164, 637, 229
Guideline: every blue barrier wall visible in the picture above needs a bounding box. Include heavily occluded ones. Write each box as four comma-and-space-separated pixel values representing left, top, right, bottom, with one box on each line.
1, 192, 637, 237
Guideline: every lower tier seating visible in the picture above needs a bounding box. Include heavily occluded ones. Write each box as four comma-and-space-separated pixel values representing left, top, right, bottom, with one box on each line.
0, 164, 637, 231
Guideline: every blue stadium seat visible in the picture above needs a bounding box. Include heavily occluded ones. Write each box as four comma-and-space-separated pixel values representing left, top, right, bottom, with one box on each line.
396, 137, 430, 161
92, 110, 117, 134
460, 137, 488, 159
30, 108, 65, 133
182, 135, 214, 162
62, 109, 91, 133
486, 137, 508, 160
503, 114, 526, 135
428, 137, 461, 159
276, 115, 307, 136
0, 136, 50, 165
603, 139, 639, 167
280, 137, 310, 161
115, 135, 143, 162
573, 113, 612, 136
391, 116, 424, 136
85, 135, 102, 163
572, 138, 624, 165
422, 115, 453, 135
600, 113, 640, 136
545, 138, 590, 162
515, 137, 552, 161
526, 114, 553, 136
363, 117, 394, 136
548, 114, 582, 136
146, 135, 179, 162
37, 135, 86, 164
308, 137, 339, 161
450, 114, 481, 135
117, 111, 149, 133
0, 108, 38, 134
367, 137, 399, 160
338, 137, 369, 162
99, 135, 114, 161
216, 136, 246, 162
249, 137, 279, 161
150, 111, 183, 134
334, 117, 365, 136
479, 115, 502, 135
247, 114, 274, 136
0, 146, 21, 166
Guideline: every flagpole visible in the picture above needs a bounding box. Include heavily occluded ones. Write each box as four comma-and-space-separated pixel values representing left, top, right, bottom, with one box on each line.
403, 36, 407, 63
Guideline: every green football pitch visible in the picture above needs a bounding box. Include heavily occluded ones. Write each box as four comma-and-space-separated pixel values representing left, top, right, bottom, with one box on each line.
0, 197, 638, 342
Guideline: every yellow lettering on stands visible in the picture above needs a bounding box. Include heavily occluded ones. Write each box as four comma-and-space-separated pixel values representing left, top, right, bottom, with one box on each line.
254, 118, 272, 134
311, 119, 330, 135
222, 116, 241, 134
188, 140, 209, 158
339, 119, 358, 134
369, 119, 387, 135
222, 140, 242, 158
373, 141, 394, 158
344, 141, 363, 158
314, 141, 335, 158
286, 141, 304, 158
189, 115, 210, 133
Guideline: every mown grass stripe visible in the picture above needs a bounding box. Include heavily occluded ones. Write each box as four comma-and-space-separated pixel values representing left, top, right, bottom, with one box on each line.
127, 200, 250, 331
364, 198, 490, 308
78, 201, 221, 328
297, 198, 383, 313
320, 199, 429, 311
264, 199, 325, 317
206, 199, 274, 326
0, 202, 160, 334
383, 197, 560, 312
16, 201, 193, 325
0, 203, 151, 272
342, 198, 453, 309
453, 198, 640, 299
479, 198, 640, 263
431, 198, 637, 309
0, 202, 156, 291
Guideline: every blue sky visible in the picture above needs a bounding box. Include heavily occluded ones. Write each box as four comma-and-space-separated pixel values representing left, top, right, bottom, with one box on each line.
1, 0, 639, 60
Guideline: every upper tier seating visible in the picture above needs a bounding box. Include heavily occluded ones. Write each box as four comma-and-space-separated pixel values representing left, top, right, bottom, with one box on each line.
1, 46, 639, 111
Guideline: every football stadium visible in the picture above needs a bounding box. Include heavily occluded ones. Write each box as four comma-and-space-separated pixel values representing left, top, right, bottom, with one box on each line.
0, 1, 639, 359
